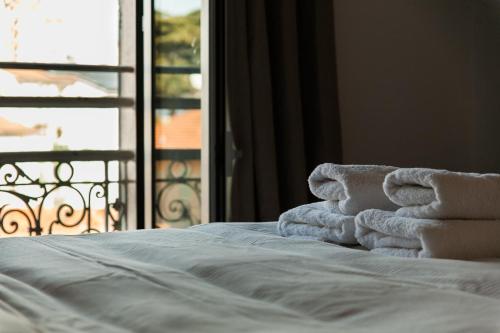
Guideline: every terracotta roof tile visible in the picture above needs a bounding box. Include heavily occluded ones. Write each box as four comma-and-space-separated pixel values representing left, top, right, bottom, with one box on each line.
155, 110, 201, 149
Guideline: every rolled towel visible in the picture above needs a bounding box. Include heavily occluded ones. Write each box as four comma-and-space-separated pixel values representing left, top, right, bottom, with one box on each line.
355, 209, 500, 259
308, 164, 399, 215
384, 168, 500, 219
277, 201, 357, 244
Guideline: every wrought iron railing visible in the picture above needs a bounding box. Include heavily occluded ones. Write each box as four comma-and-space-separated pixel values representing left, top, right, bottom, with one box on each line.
0, 148, 201, 236
154, 149, 201, 227
0, 150, 134, 236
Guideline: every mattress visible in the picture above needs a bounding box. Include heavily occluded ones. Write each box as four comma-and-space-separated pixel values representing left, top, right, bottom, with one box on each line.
0, 222, 499, 332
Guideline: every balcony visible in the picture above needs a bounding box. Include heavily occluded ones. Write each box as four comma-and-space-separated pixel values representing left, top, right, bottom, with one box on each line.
0, 150, 133, 236
0, 148, 201, 236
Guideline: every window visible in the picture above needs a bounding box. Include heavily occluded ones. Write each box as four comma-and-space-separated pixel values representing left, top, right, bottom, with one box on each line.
152, 0, 203, 228
0, 0, 137, 236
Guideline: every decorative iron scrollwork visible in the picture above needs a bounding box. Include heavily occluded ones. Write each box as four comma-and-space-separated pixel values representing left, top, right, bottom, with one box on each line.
155, 156, 201, 227
0, 151, 132, 237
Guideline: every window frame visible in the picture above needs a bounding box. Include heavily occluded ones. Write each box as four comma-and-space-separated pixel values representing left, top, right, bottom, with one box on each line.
148, 0, 208, 228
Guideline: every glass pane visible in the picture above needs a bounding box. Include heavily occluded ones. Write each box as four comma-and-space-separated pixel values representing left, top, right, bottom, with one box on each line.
0, 108, 119, 151
155, 73, 202, 98
0, 0, 119, 65
0, 69, 125, 97
153, 0, 203, 229
155, 158, 201, 228
154, 109, 201, 228
154, 0, 201, 67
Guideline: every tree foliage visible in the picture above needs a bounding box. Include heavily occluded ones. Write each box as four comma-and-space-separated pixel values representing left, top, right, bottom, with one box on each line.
155, 10, 200, 99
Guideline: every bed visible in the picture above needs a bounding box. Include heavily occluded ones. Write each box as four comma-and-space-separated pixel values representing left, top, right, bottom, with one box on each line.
1, 222, 500, 332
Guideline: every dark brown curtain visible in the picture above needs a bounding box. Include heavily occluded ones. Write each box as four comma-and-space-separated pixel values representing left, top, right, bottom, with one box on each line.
226, 0, 342, 221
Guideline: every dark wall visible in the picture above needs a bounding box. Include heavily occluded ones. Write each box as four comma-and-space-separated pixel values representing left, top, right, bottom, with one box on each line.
333, 0, 500, 172
472, 0, 500, 172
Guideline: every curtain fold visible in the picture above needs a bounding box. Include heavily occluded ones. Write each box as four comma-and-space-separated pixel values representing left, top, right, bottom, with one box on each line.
226, 0, 342, 221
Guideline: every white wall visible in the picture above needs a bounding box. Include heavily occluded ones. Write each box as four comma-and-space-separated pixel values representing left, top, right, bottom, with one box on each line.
333, 0, 500, 172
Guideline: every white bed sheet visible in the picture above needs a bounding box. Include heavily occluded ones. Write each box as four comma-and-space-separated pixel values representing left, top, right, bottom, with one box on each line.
0, 222, 499, 332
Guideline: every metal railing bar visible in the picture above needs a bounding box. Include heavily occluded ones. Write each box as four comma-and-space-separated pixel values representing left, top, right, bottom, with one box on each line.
0, 150, 135, 163
0, 180, 134, 186
154, 149, 201, 160
154, 97, 200, 109
155, 66, 200, 74
0, 97, 135, 108
0, 62, 134, 73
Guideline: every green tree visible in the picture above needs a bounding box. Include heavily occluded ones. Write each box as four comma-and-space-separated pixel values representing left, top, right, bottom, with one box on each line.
155, 10, 200, 98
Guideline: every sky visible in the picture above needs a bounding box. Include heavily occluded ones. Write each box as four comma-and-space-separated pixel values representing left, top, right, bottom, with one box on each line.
156, 0, 200, 16
0, 0, 119, 64
0, 0, 202, 152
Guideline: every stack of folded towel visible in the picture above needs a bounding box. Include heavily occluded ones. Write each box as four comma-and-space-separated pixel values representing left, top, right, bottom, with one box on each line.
355, 168, 500, 259
277, 164, 398, 244
278, 164, 500, 260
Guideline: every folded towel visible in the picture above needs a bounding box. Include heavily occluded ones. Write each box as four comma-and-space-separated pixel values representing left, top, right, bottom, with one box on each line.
384, 168, 500, 219
308, 164, 399, 215
277, 201, 357, 244
355, 209, 500, 259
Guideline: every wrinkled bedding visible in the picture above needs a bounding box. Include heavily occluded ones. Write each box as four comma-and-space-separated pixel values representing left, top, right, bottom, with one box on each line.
0, 222, 500, 332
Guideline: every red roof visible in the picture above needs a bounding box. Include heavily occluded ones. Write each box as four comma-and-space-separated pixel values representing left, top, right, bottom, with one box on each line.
155, 110, 201, 149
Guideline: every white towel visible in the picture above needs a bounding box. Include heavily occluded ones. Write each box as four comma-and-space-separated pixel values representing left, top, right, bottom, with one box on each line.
384, 168, 500, 219
355, 209, 500, 259
308, 164, 399, 215
277, 201, 357, 244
